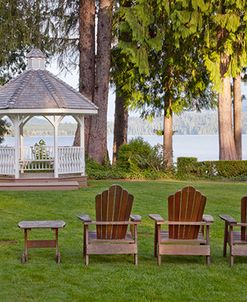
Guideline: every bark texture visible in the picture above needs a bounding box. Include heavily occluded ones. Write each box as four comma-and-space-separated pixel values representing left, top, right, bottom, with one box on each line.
233, 74, 242, 160
163, 100, 173, 168
218, 75, 237, 160
87, 0, 114, 163
112, 90, 128, 164
74, 0, 95, 149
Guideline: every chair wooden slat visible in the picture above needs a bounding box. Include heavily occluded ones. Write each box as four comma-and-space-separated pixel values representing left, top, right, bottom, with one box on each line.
190, 190, 203, 239
95, 194, 102, 238
168, 187, 206, 240
241, 197, 247, 241
111, 185, 122, 239
101, 190, 109, 239
118, 189, 133, 239
169, 191, 181, 239
185, 187, 195, 238
168, 195, 174, 238
106, 185, 115, 239
95, 185, 133, 240
179, 187, 189, 238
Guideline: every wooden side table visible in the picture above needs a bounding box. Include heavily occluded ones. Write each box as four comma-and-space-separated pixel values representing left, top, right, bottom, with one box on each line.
18, 220, 66, 263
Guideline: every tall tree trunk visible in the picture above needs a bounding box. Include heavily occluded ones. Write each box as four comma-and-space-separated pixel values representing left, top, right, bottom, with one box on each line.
163, 99, 173, 168
218, 75, 237, 160
112, 89, 128, 164
74, 0, 95, 149
233, 74, 242, 160
88, 0, 113, 163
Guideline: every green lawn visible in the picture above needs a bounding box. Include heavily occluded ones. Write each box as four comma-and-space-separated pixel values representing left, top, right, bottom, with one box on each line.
1, 179, 247, 302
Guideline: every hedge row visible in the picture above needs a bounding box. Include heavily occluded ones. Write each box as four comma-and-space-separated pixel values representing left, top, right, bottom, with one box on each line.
177, 157, 247, 178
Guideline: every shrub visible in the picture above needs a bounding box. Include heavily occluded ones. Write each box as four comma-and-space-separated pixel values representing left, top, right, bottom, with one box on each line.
117, 137, 164, 173
177, 157, 198, 175
176, 157, 247, 180
212, 160, 247, 178
86, 158, 127, 180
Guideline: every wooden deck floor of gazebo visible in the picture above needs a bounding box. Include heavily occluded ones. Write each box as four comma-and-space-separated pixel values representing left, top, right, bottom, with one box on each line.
0, 174, 87, 191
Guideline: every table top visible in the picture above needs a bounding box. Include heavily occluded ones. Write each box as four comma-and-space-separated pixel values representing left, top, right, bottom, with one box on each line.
18, 220, 66, 229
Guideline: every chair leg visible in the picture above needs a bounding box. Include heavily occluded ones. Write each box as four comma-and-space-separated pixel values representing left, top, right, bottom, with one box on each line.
134, 253, 138, 265
229, 225, 234, 267
154, 224, 158, 257
157, 251, 161, 266
205, 225, 211, 265
223, 222, 228, 257
157, 225, 161, 265
84, 224, 89, 265
133, 225, 138, 265
206, 256, 210, 265
85, 254, 89, 266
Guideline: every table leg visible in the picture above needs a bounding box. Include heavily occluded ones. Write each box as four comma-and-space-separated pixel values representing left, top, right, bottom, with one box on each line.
54, 228, 60, 263
21, 228, 29, 263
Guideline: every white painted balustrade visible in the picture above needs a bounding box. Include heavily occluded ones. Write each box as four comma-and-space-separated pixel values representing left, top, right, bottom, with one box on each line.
0, 145, 84, 175
0, 147, 15, 175
58, 146, 84, 174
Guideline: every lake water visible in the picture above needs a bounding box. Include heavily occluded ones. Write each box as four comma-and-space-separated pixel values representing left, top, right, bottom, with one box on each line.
2, 135, 247, 162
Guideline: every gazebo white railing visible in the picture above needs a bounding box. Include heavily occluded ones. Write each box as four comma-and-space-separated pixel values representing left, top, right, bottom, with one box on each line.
58, 146, 84, 174
0, 145, 84, 176
0, 147, 15, 175
23, 145, 84, 174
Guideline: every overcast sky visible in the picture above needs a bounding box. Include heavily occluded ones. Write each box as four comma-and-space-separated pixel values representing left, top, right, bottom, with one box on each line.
47, 62, 116, 122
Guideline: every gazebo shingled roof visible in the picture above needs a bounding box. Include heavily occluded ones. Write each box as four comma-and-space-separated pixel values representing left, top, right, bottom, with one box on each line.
0, 48, 98, 114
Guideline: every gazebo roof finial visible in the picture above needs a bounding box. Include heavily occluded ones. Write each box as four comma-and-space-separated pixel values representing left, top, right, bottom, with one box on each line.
27, 48, 46, 70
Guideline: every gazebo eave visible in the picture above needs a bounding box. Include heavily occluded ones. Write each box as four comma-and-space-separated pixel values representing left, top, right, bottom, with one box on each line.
0, 108, 98, 116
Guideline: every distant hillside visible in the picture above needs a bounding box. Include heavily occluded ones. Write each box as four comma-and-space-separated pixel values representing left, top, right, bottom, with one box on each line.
107, 111, 219, 135
6, 110, 247, 136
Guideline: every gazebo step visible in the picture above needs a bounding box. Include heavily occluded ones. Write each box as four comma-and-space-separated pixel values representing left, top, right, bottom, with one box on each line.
0, 181, 80, 191
0, 175, 87, 188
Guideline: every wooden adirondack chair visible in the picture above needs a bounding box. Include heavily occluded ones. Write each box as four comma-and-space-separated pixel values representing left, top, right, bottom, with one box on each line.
149, 186, 214, 265
219, 196, 247, 266
78, 185, 141, 265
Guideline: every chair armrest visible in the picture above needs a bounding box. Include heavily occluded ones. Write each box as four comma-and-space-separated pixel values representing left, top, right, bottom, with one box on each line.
130, 215, 141, 222
149, 214, 165, 224
219, 214, 237, 224
202, 214, 214, 223
77, 214, 92, 223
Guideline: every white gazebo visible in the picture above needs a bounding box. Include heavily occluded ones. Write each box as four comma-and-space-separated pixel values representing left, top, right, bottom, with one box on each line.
0, 49, 97, 188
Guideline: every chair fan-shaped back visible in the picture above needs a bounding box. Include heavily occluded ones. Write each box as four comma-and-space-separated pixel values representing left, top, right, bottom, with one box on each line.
241, 196, 247, 241
95, 185, 134, 239
168, 186, 206, 239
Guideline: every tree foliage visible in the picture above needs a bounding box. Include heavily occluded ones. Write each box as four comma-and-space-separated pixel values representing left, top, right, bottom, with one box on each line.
0, 0, 60, 84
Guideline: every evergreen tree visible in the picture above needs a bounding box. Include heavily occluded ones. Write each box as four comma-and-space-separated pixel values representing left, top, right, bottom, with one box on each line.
0, 0, 59, 84
117, 0, 215, 167
111, 0, 133, 163
87, 0, 114, 163
201, 0, 247, 160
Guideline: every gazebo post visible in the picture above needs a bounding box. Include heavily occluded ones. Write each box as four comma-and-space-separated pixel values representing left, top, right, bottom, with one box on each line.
54, 120, 59, 178
11, 116, 23, 179
46, 115, 62, 178
77, 115, 85, 175
20, 122, 24, 174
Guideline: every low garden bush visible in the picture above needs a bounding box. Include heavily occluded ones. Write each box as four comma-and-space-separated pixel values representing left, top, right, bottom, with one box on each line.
177, 157, 247, 180
117, 137, 164, 173
86, 158, 127, 179
86, 138, 171, 180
